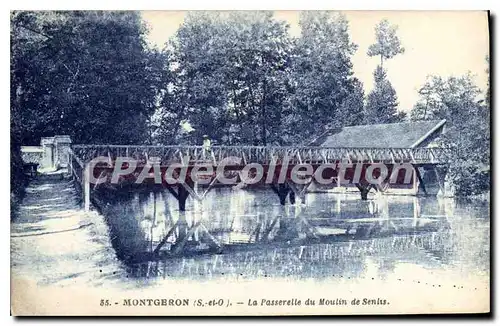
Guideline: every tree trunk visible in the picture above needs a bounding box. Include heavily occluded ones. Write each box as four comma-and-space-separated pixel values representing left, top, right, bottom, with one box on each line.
248, 83, 259, 145
260, 79, 267, 146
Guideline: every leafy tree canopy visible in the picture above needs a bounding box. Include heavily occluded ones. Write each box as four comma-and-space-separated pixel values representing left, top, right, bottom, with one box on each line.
367, 18, 405, 67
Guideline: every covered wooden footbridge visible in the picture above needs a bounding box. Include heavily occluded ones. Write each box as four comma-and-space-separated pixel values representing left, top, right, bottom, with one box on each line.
66, 119, 449, 212
21, 120, 451, 260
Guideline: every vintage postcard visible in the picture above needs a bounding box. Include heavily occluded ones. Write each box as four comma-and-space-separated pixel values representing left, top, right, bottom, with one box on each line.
10, 10, 490, 316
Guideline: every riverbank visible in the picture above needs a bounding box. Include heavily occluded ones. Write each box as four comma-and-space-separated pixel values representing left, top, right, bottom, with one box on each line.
11, 172, 125, 314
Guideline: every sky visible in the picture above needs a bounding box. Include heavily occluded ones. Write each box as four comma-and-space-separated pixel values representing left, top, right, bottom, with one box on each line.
141, 11, 489, 112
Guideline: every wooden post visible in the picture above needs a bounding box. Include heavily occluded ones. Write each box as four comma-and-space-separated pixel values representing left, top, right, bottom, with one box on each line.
414, 167, 427, 195
83, 163, 90, 212
355, 183, 370, 200
270, 183, 289, 205
69, 154, 73, 181
178, 184, 189, 211
413, 166, 418, 195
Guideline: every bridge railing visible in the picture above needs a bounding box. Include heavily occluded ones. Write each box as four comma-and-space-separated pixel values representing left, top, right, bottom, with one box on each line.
70, 145, 450, 165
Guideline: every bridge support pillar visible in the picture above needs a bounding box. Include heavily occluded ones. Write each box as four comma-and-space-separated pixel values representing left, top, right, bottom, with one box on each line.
166, 181, 194, 212
178, 184, 190, 211
415, 165, 450, 196
270, 183, 295, 205
355, 183, 372, 200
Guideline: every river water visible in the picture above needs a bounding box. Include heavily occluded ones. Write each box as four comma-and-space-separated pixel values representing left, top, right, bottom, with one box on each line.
10, 179, 490, 314
93, 186, 490, 285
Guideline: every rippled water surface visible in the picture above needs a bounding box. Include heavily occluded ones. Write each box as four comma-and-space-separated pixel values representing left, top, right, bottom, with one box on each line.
93, 186, 490, 284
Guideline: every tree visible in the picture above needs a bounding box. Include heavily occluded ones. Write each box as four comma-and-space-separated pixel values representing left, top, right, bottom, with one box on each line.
338, 78, 365, 126
364, 19, 405, 125
11, 11, 167, 146
223, 12, 294, 146
289, 12, 360, 142
367, 19, 405, 68
156, 11, 366, 146
410, 73, 490, 195
365, 66, 404, 124
10, 11, 167, 205
156, 11, 294, 146
442, 75, 489, 196
152, 12, 228, 145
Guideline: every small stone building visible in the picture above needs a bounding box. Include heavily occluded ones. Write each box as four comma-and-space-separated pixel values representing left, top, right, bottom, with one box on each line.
21, 135, 72, 171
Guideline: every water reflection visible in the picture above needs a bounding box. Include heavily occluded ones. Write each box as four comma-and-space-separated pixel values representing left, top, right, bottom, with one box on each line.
94, 186, 489, 281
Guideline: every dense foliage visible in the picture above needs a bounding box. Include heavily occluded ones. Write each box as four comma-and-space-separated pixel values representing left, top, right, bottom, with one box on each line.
153, 12, 363, 146
10, 11, 167, 204
410, 71, 490, 196
288, 12, 363, 142
154, 12, 296, 146
11, 11, 167, 145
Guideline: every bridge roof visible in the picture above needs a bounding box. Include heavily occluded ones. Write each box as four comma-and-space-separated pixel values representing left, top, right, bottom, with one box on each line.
309, 119, 446, 149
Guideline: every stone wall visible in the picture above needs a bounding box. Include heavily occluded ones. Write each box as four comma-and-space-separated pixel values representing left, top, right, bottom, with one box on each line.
24, 135, 73, 170
20, 146, 44, 164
